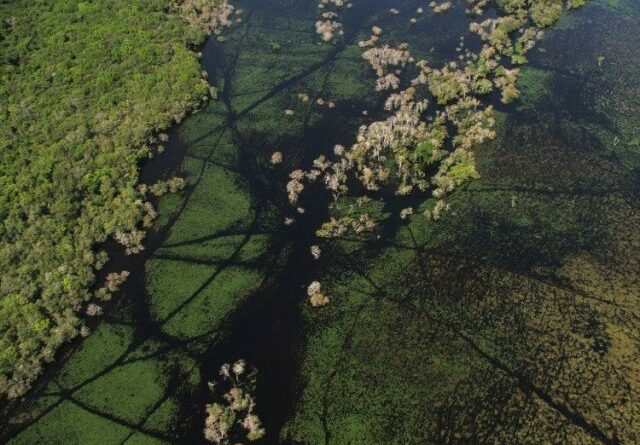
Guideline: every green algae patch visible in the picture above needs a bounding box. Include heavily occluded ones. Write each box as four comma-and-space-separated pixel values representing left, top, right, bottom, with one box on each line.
160, 266, 264, 340
524, 1, 640, 171
141, 389, 190, 433
9, 402, 132, 445
156, 233, 272, 264
163, 164, 253, 246
284, 249, 485, 444
56, 322, 134, 389
516, 67, 553, 109
72, 359, 169, 425
121, 434, 169, 445
147, 259, 215, 319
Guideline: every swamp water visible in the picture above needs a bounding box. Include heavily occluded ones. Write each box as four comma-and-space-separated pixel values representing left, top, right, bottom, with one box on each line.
2, 0, 639, 443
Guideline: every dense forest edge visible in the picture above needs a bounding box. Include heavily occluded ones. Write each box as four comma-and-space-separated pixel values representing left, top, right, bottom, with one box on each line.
0, 0, 229, 400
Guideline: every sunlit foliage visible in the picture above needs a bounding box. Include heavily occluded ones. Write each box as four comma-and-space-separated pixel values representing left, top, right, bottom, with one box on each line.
290, 0, 589, 306
0, 0, 224, 398
204, 360, 265, 444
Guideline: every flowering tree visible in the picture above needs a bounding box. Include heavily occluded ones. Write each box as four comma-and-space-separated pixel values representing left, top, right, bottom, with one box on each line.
204, 360, 266, 444
291, 0, 588, 306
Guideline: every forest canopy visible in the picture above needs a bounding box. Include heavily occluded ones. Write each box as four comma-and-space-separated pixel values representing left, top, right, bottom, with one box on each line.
0, 0, 222, 398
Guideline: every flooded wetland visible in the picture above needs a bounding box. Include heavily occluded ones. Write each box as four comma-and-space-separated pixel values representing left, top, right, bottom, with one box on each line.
1, 0, 639, 443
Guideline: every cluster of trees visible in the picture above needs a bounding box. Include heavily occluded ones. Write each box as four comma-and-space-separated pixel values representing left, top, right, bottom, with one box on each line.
204, 360, 265, 444
291, 0, 589, 306
0, 0, 222, 398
